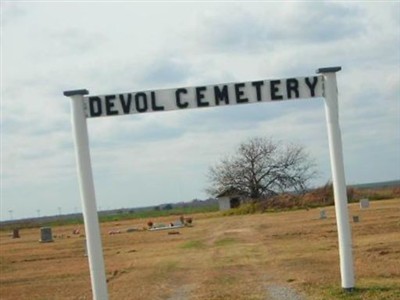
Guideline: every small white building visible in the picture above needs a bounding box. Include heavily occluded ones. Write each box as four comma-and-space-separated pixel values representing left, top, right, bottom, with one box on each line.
216, 188, 244, 211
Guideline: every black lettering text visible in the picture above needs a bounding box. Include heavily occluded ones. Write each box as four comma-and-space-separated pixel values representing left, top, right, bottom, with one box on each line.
286, 78, 299, 99
252, 81, 264, 101
235, 83, 248, 103
89, 97, 102, 117
305, 76, 318, 97
105, 95, 118, 115
196, 86, 209, 107
119, 94, 132, 114
151, 92, 164, 111
214, 85, 229, 105
135, 93, 148, 113
176, 88, 188, 108
270, 80, 283, 100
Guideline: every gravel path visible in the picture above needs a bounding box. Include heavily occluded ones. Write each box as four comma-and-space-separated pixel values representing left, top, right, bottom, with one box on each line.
166, 284, 196, 300
166, 283, 306, 300
266, 284, 305, 300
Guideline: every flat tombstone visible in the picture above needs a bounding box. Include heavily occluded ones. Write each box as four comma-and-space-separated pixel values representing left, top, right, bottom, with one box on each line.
353, 215, 360, 223
12, 229, 20, 239
40, 227, 54, 243
360, 199, 369, 209
320, 210, 327, 219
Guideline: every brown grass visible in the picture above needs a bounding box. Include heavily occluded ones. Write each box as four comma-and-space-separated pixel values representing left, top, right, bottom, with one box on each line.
1, 199, 399, 299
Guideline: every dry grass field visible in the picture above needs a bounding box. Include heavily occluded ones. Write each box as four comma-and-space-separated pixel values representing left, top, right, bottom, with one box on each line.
1, 199, 399, 300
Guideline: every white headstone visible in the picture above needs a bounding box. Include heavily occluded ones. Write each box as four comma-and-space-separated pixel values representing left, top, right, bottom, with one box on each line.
360, 199, 370, 209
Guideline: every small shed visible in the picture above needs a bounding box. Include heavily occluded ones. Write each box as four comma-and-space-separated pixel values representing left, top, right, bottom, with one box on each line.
216, 188, 245, 211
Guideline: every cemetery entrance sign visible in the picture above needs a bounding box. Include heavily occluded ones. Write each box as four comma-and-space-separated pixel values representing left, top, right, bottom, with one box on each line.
84, 76, 322, 118
64, 67, 354, 300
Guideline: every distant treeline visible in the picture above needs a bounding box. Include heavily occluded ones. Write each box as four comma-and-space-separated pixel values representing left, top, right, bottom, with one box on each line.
349, 180, 400, 190
256, 181, 400, 212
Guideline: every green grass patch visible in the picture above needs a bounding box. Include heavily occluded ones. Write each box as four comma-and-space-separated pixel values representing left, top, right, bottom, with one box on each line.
215, 237, 238, 247
148, 260, 181, 282
215, 274, 238, 285
222, 203, 258, 216
304, 283, 400, 300
328, 286, 400, 300
100, 205, 219, 223
159, 260, 180, 272
181, 240, 206, 249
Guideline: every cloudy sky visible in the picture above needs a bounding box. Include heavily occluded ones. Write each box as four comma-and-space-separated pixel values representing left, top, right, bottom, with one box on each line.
1, 1, 399, 221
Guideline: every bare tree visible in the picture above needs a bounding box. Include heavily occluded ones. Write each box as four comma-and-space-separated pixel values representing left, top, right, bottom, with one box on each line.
207, 137, 317, 199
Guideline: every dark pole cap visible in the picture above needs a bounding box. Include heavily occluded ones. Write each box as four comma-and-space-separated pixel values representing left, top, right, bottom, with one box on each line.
316, 66, 342, 74
63, 89, 89, 97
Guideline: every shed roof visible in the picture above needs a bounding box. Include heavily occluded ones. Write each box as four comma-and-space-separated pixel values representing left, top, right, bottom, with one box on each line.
216, 187, 245, 198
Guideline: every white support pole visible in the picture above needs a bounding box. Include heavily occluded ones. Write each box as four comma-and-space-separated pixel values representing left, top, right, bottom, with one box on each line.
317, 67, 355, 291
64, 90, 109, 300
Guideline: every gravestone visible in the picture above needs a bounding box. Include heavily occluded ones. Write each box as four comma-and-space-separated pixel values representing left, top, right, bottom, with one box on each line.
360, 198, 370, 209
39, 227, 54, 243
12, 229, 20, 238
353, 215, 360, 223
320, 210, 327, 219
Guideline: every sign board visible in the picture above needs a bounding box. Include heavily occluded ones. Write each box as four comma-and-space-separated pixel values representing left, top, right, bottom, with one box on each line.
84, 76, 323, 118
